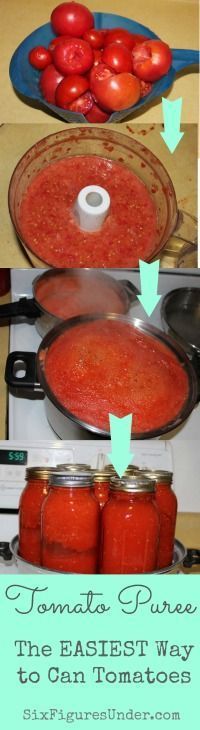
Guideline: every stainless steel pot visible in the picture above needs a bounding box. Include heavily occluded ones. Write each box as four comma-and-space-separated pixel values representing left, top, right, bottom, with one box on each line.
161, 286, 200, 354
161, 287, 200, 384
1, 537, 200, 575
0, 269, 138, 338
5, 314, 199, 440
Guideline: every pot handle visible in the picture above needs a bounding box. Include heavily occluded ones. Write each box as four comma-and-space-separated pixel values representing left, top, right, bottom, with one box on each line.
183, 548, 200, 569
172, 49, 199, 72
0, 542, 12, 562
5, 351, 42, 391
119, 280, 140, 303
186, 350, 200, 403
174, 210, 197, 247
0, 297, 39, 322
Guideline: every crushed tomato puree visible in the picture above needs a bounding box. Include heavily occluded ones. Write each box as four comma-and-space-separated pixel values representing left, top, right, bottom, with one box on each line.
18, 155, 157, 268
43, 320, 189, 434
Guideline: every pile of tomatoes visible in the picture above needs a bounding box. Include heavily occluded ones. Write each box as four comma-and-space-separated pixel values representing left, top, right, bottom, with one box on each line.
28, 1, 172, 121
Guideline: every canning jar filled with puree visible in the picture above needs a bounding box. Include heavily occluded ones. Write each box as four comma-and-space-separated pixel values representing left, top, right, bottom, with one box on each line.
142, 469, 177, 569
93, 470, 111, 510
19, 467, 57, 565
100, 476, 160, 574
41, 471, 100, 573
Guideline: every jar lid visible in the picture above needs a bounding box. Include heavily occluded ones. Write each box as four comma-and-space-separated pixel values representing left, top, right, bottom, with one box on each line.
103, 464, 140, 475
49, 472, 93, 488
93, 470, 111, 483
140, 469, 173, 485
110, 475, 155, 493
26, 467, 57, 481
56, 463, 92, 471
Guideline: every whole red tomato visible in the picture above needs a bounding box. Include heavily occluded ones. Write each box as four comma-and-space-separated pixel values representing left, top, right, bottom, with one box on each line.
93, 49, 103, 65
132, 40, 172, 82
55, 74, 89, 107
91, 71, 141, 111
29, 46, 52, 70
51, 2, 94, 37
130, 33, 149, 47
104, 28, 136, 51
102, 43, 133, 73
48, 35, 70, 52
68, 90, 94, 113
39, 64, 64, 103
86, 102, 109, 122
83, 28, 106, 49
53, 37, 94, 75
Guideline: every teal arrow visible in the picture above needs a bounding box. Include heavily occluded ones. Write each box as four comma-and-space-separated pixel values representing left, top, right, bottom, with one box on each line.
107, 414, 134, 478
160, 97, 184, 153
137, 259, 161, 317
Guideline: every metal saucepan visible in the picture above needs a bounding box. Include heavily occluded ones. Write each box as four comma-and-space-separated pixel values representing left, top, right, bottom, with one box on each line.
5, 314, 199, 440
8, 127, 180, 269
0, 269, 138, 338
162, 286, 200, 383
0, 537, 200, 575
162, 287, 200, 354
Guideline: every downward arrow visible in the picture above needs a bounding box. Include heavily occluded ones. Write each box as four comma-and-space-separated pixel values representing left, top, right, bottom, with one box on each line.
160, 98, 184, 153
137, 260, 161, 317
107, 414, 134, 478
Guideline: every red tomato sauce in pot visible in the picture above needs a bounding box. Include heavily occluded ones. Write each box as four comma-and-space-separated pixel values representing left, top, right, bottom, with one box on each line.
35, 272, 126, 319
18, 156, 157, 268
43, 320, 189, 434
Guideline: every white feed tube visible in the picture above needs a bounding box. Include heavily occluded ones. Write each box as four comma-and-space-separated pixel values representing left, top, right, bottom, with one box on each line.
74, 185, 110, 232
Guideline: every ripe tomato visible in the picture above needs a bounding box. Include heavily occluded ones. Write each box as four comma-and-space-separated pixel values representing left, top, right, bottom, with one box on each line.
85, 102, 109, 122
53, 37, 94, 75
132, 40, 172, 82
89, 62, 114, 89
48, 35, 70, 52
104, 28, 136, 51
51, 2, 94, 37
83, 28, 106, 49
68, 90, 94, 113
130, 33, 149, 47
55, 74, 89, 107
28, 46, 52, 70
140, 80, 153, 97
39, 64, 64, 103
93, 49, 103, 65
92, 71, 141, 111
102, 43, 133, 73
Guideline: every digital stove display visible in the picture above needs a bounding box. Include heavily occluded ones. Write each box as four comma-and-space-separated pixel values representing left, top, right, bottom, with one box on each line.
0, 450, 28, 465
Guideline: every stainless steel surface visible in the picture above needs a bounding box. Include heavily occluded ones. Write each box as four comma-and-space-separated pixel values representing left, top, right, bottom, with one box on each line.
8, 535, 188, 575
162, 287, 200, 353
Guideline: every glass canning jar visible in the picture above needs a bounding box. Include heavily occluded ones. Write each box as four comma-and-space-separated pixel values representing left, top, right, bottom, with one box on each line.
99, 475, 160, 574
41, 471, 100, 573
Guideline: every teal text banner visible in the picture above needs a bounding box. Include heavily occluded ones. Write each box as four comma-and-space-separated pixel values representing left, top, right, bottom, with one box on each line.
0, 575, 199, 729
